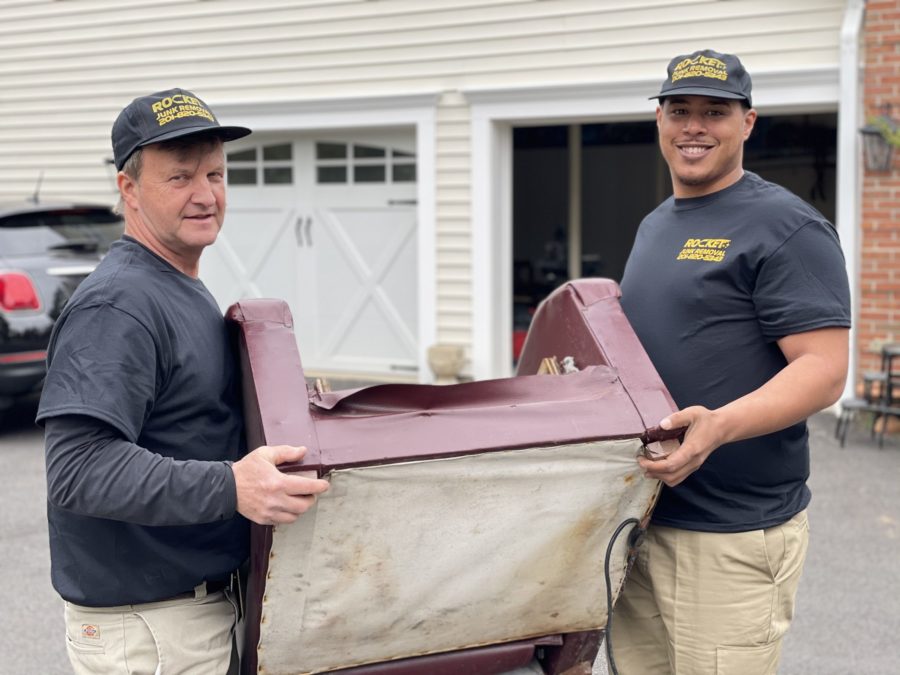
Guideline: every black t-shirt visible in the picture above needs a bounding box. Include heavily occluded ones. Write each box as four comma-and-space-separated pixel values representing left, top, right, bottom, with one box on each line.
620, 172, 851, 532
37, 236, 249, 605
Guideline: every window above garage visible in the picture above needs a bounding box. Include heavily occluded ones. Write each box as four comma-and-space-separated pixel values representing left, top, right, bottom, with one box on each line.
315, 142, 416, 185
227, 143, 293, 186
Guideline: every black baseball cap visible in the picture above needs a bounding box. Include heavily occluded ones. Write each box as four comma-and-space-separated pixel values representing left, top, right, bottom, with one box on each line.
651, 49, 752, 108
112, 88, 251, 170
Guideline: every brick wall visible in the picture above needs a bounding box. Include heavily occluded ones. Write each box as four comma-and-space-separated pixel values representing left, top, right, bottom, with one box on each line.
860, 0, 900, 376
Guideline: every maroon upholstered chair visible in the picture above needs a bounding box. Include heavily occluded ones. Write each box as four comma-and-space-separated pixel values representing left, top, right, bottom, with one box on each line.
226, 278, 679, 675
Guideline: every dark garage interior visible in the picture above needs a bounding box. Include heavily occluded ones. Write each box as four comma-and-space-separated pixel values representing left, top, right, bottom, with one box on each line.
511, 113, 838, 359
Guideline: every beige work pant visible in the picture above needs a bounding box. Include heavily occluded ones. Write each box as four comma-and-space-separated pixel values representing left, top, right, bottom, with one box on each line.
610, 509, 809, 675
64, 586, 238, 675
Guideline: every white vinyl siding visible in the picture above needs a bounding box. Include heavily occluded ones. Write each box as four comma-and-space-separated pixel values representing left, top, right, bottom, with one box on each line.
0, 0, 845, 199
435, 91, 473, 349
0, 0, 845, 376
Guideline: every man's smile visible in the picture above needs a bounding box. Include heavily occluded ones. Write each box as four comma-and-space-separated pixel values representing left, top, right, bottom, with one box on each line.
675, 143, 715, 159
184, 212, 217, 223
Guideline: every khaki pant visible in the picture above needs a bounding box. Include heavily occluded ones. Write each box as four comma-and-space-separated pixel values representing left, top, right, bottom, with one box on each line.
64, 586, 238, 675
610, 510, 809, 675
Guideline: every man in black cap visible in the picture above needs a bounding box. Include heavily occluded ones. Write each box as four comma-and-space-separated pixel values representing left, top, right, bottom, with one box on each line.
615, 50, 851, 673
37, 88, 330, 674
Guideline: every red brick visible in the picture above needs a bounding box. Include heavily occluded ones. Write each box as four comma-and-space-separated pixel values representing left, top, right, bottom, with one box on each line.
867, 4, 900, 16
861, 272, 891, 288
866, 190, 894, 200
858, 9, 900, 376
867, 250, 900, 259
864, 231, 899, 242
864, 88, 894, 99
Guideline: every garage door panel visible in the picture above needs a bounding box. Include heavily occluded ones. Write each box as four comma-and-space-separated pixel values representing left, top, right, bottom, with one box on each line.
331, 299, 417, 363
210, 129, 418, 378
380, 225, 419, 332
205, 205, 297, 311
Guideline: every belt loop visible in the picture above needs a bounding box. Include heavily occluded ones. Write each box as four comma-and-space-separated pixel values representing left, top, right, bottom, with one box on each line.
193, 581, 208, 599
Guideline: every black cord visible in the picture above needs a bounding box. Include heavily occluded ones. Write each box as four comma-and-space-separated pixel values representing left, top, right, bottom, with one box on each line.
604, 517, 641, 675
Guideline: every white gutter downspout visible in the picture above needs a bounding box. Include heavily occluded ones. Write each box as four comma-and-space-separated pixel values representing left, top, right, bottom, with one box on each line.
837, 0, 865, 401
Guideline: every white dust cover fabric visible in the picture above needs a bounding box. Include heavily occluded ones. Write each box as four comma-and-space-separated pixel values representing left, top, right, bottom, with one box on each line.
258, 439, 657, 674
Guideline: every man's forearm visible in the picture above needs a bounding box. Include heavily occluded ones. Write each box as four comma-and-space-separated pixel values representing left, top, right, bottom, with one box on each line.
645, 327, 849, 486
45, 414, 237, 526
714, 347, 847, 445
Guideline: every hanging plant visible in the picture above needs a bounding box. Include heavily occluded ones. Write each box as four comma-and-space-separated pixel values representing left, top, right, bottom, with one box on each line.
868, 114, 900, 147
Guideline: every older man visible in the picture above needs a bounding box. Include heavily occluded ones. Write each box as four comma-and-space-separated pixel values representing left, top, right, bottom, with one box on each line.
37, 88, 329, 674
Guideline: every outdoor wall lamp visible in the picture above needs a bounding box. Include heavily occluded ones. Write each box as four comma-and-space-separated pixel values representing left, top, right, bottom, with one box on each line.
860, 105, 900, 172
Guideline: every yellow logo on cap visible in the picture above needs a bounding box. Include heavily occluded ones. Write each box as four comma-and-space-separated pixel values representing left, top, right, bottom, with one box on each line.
150, 93, 215, 128
672, 55, 728, 83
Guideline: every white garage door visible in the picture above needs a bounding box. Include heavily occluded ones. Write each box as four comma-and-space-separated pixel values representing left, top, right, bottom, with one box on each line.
202, 128, 418, 378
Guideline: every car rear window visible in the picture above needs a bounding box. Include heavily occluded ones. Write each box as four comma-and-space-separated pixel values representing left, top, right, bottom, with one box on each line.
0, 208, 124, 256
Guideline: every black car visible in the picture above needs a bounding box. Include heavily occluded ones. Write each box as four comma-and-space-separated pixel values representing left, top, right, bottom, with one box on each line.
0, 202, 124, 423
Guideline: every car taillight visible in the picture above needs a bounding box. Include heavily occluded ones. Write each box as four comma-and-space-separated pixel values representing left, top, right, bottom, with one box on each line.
0, 272, 41, 311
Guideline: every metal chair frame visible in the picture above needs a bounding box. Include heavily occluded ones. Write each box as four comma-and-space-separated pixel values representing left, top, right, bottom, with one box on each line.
836, 343, 900, 448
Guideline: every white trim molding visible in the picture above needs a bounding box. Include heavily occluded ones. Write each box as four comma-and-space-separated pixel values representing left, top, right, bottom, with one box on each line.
215, 93, 439, 383
837, 0, 866, 401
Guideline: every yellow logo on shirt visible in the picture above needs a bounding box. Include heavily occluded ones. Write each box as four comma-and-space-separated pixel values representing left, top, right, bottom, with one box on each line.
677, 238, 731, 263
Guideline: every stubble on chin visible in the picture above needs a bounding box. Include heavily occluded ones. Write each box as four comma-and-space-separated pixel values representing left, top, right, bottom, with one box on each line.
676, 174, 708, 187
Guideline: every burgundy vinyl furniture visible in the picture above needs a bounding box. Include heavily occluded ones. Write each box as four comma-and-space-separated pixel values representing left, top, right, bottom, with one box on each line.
226, 278, 679, 675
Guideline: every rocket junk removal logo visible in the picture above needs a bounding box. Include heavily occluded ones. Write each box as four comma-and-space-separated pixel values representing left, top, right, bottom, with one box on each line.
150, 93, 215, 128
672, 54, 728, 83
677, 238, 731, 263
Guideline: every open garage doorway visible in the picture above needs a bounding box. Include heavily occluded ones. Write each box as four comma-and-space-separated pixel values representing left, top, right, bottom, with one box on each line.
511, 112, 837, 362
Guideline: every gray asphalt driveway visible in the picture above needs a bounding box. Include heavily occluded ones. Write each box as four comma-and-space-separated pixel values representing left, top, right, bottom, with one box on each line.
595, 413, 900, 675
1, 403, 897, 675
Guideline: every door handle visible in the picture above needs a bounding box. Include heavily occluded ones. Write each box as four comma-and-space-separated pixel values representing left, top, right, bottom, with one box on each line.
295, 216, 313, 246
304, 217, 313, 247
294, 216, 303, 247
387, 199, 417, 206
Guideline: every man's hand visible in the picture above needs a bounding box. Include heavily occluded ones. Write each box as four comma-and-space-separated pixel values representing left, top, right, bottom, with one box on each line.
638, 406, 725, 487
638, 327, 849, 488
231, 445, 330, 525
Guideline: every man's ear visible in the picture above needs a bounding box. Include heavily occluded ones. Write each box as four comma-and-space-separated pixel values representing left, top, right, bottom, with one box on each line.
742, 108, 758, 141
117, 171, 139, 210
